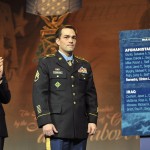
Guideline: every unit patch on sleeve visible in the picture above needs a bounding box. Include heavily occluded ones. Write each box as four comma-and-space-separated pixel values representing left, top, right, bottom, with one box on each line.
34, 70, 40, 82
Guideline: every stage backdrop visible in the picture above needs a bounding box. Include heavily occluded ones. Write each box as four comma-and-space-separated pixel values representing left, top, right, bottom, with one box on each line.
0, 0, 149, 149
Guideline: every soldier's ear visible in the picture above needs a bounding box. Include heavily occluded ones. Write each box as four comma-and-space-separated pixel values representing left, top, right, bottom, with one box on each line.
56, 38, 60, 46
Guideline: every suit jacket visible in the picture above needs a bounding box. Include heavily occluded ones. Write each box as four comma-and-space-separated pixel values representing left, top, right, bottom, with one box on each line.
32, 52, 98, 139
0, 74, 11, 137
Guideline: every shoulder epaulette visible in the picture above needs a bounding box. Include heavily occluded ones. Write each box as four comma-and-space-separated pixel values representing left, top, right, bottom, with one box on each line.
75, 55, 88, 62
44, 54, 55, 58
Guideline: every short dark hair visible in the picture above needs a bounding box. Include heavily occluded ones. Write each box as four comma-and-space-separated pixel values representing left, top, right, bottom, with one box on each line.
55, 25, 77, 39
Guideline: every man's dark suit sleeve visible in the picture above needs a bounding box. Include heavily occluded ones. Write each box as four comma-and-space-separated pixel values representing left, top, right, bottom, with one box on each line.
0, 74, 11, 104
86, 64, 98, 124
32, 59, 52, 128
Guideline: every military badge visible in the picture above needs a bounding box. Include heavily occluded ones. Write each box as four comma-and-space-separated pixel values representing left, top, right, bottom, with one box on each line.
55, 81, 61, 88
34, 70, 40, 82
53, 68, 63, 75
78, 67, 87, 74
55, 68, 60, 71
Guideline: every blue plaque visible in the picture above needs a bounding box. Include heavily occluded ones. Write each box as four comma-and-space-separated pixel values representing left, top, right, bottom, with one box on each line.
120, 29, 150, 136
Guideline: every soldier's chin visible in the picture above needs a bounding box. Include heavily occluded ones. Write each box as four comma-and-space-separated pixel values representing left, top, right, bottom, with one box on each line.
67, 49, 74, 52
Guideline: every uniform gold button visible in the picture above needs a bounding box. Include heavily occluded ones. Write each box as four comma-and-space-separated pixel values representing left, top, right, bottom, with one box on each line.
71, 76, 74, 79
73, 101, 76, 104
57, 75, 59, 77
73, 93, 75, 96
72, 85, 74, 87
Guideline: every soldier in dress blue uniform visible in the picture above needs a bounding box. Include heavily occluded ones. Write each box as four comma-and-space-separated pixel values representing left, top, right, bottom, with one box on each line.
0, 57, 11, 150
32, 25, 98, 150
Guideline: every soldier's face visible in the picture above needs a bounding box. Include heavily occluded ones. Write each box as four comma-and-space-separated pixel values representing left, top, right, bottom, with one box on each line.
56, 28, 76, 55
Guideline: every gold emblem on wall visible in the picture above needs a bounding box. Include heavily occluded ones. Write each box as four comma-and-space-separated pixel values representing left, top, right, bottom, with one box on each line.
35, 12, 69, 60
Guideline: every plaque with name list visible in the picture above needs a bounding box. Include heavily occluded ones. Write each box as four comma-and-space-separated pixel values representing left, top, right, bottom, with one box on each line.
120, 29, 150, 136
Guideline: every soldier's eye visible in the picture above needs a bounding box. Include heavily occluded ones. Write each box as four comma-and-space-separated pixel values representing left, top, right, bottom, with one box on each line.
72, 36, 76, 40
64, 36, 69, 39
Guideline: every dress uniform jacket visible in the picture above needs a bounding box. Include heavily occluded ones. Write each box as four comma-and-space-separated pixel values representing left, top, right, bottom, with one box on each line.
0, 74, 11, 137
33, 51, 98, 139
